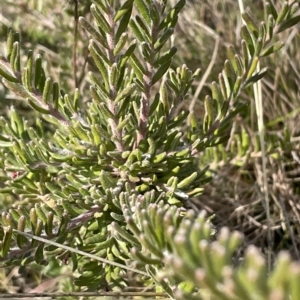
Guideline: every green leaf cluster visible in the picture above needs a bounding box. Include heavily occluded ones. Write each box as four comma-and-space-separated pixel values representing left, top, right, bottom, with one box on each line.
0, 0, 299, 298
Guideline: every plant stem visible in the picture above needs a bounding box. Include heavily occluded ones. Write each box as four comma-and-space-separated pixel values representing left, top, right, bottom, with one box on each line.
106, 4, 124, 153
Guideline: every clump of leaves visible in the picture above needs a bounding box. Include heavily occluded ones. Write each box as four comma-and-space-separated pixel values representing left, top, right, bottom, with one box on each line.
0, 0, 300, 298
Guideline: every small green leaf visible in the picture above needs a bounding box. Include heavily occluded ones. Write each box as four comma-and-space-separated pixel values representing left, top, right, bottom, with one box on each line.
42, 78, 53, 105
234, 54, 244, 76
203, 95, 213, 131
10, 106, 24, 135
92, 0, 109, 13
254, 37, 263, 56
226, 46, 237, 73
120, 40, 137, 67
115, 5, 133, 42
154, 46, 177, 67
135, 0, 151, 25
159, 0, 185, 30
28, 99, 50, 114
91, 4, 111, 33
25, 50, 33, 91
233, 76, 242, 97
130, 53, 146, 81
289, 2, 300, 18
275, 14, 300, 33
151, 60, 171, 85
177, 172, 198, 189
6, 28, 14, 61
2, 80, 30, 99
217, 100, 230, 120
10, 42, 20, 73
150, 3, 161, 27
100, 102, 115, 119
89, 41, 109, 87
34, 55, 45, 91
245, 67, 268, 87
45, 212, 54, 237
1, 226, 12, 258
218, 73, 228, 99
241, 26, 255, 56
241, 40, 249, 70
114, 0, 134, 22
242, 12, 259, 38
0, 59, 18, 82
109, 63, 119, 87
222, 71, 232, 99
52, 82, 59, 110
246, 56, 259, 80
35, 243, 45, 264
0, 141, 13, 147
30, 208, 38, 228
129, 18, 148, 42
132, 79, 145, 93
267, 14, 275, 40
114, 33, 128, 55
79, 17, 108, 49
276, 1, 289, 24
116, 114, 133, 131
224, 59, 236, 81
135, 15, 151, 41
211, 81, 223, 112
261, 41, 284, 57
131, 248, 161, 264
160, 85, 169, 113
141, 42, 152, 62
115, 83, 136, 102
149, 92, 160, 115
258, 21, 267, 42
154, 28, 174, 50
57, 213, 70, 236
35, 203, 47, 223
266, 1, 278, 21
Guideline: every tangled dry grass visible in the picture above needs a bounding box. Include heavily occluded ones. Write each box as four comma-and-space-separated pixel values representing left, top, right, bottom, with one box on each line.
175, 0, 300, 261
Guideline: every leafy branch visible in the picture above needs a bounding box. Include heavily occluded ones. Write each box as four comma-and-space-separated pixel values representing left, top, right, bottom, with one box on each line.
0, 0, 300, 298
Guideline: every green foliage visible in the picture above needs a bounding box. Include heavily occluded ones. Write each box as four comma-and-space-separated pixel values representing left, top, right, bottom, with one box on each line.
0, 0, 300, 298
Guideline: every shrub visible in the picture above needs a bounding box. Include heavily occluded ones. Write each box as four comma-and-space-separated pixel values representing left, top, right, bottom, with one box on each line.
0, 0, 300, 298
